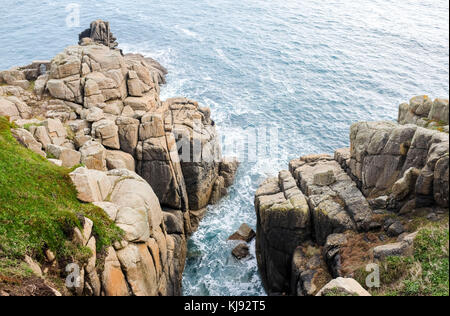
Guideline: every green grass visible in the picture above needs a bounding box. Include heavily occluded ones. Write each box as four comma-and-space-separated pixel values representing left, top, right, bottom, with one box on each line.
0, 116, 122, 275
355, 219, 449, 296
27, 80, 35, 92
23, 122, 43, 132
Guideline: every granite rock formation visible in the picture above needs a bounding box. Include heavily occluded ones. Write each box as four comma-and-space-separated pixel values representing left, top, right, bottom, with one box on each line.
255, 96, 449, 295
0, 21, 238, 296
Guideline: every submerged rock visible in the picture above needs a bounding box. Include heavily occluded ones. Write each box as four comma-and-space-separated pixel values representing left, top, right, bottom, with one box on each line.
232, 243, 250, 260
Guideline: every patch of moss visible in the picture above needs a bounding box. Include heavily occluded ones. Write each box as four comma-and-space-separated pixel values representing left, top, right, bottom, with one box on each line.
321, 288, 358, 296
23, 122, 43, 131
27, 80, 35, 92
64, 124, 75, 141
0, 116, 122, 274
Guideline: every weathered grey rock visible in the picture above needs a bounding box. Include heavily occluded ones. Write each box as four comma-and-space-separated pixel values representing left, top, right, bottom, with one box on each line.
323, 233, 347, 278
390, 167, 420, 202
78, 20, 119, 48
386, 221, 405, 237
434, 155, 449, 207
368, 195, 389, 209
373, 232, 417, 260
292, 155, 372, 244
428, 98, 449, 124
313, 167, 336, 186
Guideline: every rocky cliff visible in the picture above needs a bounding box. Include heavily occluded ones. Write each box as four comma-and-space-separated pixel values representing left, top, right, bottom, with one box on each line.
0, 21, 237, 296
255, 96, 449, 295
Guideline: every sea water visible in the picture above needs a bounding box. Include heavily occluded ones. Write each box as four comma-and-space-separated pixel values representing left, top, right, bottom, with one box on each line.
0, 0, 448, 296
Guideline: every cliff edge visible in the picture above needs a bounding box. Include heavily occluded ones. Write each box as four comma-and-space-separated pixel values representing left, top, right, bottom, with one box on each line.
255, 96, 449, 296
0, 20, 238, 296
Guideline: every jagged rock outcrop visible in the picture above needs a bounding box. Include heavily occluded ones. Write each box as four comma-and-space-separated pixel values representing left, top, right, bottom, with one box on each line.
69, 167, 187, 296
290, 154, 373, 243
348, 117, 449, 211
1, 20, 236, 212
255, 96, 448, 296
78, 20, 119, 49
1, 21, 238, 296
398, 95, 449, 129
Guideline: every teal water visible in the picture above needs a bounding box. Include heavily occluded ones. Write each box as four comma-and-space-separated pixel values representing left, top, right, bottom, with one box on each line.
1, 0, 448, 296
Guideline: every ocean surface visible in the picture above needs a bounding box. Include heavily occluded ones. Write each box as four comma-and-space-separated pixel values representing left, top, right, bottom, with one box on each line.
1, 0, 449, 296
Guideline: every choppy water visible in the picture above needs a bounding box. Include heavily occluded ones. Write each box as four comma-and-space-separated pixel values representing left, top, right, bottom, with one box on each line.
1, 0, 449, 296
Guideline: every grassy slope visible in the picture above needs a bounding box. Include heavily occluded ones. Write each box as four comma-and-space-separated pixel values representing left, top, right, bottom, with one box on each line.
0, 116, 121, 277
355, 218, 449, 296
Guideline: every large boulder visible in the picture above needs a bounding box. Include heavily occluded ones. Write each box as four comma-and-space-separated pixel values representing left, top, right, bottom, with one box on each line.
316, 277, 371, 296
69, 167, 112, 202
0, 96, 31, 121
91, 119, 120, 149
80, 140, 107, 171
47, 144, 81, 167
106, 150, 135, 171
228, 223, 256, 243
11, 128, 46, 157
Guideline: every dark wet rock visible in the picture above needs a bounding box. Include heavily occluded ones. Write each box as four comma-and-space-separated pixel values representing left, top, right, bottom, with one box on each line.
232, 243, 250, 260
290, 245, 331, 296
323, 233, 347, 278
228, 223, 256, 243
386, 221, 405, 237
